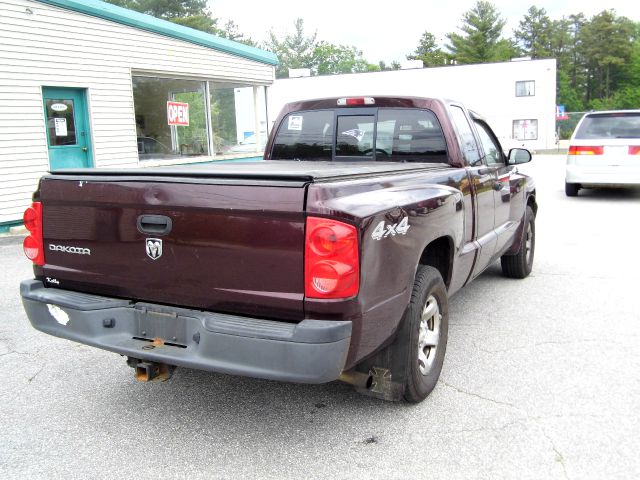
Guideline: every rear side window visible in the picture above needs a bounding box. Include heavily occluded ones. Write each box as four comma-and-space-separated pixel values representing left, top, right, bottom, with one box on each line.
271, 110, 334, 159
378, 109, 448, 162
575, 113, 640, 139
449, 106, 481, 166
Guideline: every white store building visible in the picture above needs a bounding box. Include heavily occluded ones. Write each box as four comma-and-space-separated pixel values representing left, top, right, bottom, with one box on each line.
269, 58, 557, 154
0, 0, 277, 229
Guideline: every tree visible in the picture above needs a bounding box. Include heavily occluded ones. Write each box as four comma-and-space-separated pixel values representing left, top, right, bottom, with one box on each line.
407, 32, 446, 67
445, 1, 515, 64
264, 18, 317, 78
105, 0, 220, 33
378, 61, 401, 71
580, 10, 636, 102
513, 6, 553, 58
311, 42, 375, 75
217, 20, 257, 46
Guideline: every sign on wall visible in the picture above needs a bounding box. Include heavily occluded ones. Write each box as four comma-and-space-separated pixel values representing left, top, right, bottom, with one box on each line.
167, 101, 189, 126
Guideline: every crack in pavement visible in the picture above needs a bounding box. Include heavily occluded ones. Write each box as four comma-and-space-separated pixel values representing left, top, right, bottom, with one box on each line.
28, 364, 45, 383
0, 350, 32, 358
535, 420, 569, 480
439, 380, 526, 413
439, 380, 570, 478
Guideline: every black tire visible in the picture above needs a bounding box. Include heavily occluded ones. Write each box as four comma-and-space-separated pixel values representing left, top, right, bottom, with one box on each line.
403, 266, 449, 403
501, 205, 535, 279
565, 182, 579, 197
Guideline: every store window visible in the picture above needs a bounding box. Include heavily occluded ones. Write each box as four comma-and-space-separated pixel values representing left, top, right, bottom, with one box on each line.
515, 80, 535, 97
132, 76, 268, 162
133, 77, 209, 159
210, 85, 267, 156
513, 119, 538, 140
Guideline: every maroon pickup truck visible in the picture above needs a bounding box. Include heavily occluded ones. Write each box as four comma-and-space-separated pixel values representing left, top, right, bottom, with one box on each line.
20, 96, 537, 402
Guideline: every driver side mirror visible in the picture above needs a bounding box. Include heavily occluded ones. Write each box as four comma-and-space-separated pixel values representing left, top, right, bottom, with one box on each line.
508, 148, 532, 165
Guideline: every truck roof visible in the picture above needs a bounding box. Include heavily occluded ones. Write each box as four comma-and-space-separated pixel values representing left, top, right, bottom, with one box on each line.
282, 96, 446, 112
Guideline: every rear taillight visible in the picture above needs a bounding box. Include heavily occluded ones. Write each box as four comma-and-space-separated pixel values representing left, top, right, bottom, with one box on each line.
568, 145, 603, 155
305, 217, 359, 299
23, 202, 44, 266
629, 146, 640, 155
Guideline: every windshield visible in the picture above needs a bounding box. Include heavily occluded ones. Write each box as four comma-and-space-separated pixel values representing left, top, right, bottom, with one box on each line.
271, 108, 448, 162
574, 112, 640, 139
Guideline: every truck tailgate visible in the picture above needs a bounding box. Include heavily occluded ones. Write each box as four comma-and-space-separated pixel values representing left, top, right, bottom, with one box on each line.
38, 176, 306, 320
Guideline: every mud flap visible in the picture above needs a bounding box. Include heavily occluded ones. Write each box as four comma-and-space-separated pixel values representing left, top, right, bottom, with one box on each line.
352, 310, 412, 401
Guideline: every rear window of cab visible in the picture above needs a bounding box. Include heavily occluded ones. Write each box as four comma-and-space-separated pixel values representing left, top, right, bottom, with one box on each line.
271, 108, 448, 163
574, 112, 640, 140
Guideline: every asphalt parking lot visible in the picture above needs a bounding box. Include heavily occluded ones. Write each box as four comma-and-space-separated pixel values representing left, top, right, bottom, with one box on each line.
1, 154, 639, 480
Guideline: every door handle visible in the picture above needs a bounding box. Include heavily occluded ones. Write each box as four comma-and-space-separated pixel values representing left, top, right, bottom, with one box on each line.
81, 147, 88, 152
137, 215, 172, 236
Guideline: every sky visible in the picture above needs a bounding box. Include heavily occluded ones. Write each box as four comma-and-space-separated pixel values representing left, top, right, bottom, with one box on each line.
209, 0, 640, 64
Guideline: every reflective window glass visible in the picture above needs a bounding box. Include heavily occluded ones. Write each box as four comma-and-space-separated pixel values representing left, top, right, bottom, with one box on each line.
46, 99, 77, 146
475, 121, 503, 165
133, 76, 209, 160
271, 110, 334, 159
336, 115, 375, 157
377, 109, 447, 162
449, 106, 481, 165
516, 80, 535, 97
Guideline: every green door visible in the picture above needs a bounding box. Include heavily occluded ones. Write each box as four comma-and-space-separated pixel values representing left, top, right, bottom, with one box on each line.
42, 87, 93, 170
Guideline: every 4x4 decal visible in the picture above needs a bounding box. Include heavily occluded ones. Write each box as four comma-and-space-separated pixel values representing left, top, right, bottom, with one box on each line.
371, 217, 410, 240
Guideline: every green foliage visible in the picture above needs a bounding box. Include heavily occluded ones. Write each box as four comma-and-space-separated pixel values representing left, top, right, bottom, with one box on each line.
105, 0, 239, 37
513, 6, 553, 58
446, 1, 515, 64
264, 19, 381, 77
377, 61, 401, 71
217, 20, 257, 46
210, 89, 237, 152
114, 0, 209, 18
170, 14, 218, 33
580, 10, 636, 100
556, 70, 582, 112
407, 32, 446, 67
264, 18, 317, 78
312, 41, 373, 75
173, 91, 207, 152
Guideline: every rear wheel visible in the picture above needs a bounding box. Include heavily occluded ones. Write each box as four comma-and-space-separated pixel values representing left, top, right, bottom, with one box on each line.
565, 182, 579, 197
403, 266, 449, 403
501, 205, 535, 279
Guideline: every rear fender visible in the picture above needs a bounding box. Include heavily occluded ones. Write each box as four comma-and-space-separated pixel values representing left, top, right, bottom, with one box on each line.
306, 177, 466, 369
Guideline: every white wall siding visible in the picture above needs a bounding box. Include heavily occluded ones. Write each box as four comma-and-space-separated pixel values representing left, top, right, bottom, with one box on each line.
268, 59, 557, 152
0, 0, 275, 224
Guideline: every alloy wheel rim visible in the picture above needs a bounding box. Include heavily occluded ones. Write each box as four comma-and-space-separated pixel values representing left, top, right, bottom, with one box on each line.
525, 221, 533, 264
418, 295, 441, 376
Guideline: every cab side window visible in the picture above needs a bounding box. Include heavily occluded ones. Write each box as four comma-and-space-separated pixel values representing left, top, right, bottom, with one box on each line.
474, 121, 503, 165
449, 106, 481, 166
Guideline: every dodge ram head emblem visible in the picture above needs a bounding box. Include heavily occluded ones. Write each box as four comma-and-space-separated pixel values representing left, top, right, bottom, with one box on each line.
145, 238, 163, 260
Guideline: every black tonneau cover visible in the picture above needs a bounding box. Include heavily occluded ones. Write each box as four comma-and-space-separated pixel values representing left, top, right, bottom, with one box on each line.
50, 161, 451, 183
